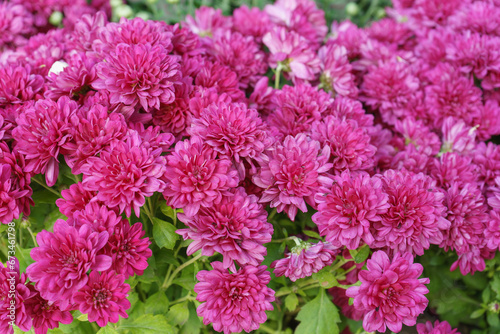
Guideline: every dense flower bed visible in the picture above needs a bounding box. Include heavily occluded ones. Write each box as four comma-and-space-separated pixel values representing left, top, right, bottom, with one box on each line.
1, 0, 500, 333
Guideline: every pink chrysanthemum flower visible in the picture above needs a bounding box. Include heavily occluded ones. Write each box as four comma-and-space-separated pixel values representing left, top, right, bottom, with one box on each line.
208, 32, 267, 89
56, 182, 97, 217
74, 271, 131, 327
25, 286, 73, 334
417, 320, 461, 334
103, 220, 152, 278
184, 6, 232, 39
67, 11, 107, 52
318, 44, 358, 98
163, 136, 239, 217
313, 171, 389, 249
361, 61, 421, 125
0, 63, 43, 105
66, 104, 128, 174
311, 116, 376, 174
195, 262, 275, 334
393, 117, 441, 156
81, 132, 167, 217
13, 96, 78, 186
94, 17, 173, 56
346, 251, 430, 333
389, 144, 431, 174
328, 20, 368, 59
128, 122, 174, 153
367, 18, 413, 46
0, 163, 29, 224
472, 99, 500, 142
165, 23, 201, 56
472, 142, 500, 191
45, 52, 98, 100
328, 96, 374, 128
448, 1, 500, 36
253, 134, 333, 221
92, 43, 181, 112
27, 220, 111, 310
271, 240, 338, 282
265, 0, 327, 49
177, 187, 272, 270
194, 61, 245, 102
188, 101, 269, 170
372, 169, 450, 256
440, 117, 477, 154
0, 259, 32, 333
450, 245, 487, 276
485, 210, 500, 252
428, 152, 477, 190
69, 202, 122, 234
441, 183, 488, 255
0, 2, 34, 49
263, 27, 321, 81
249, 76, 276, 116
488, 176, 500, 210
267, 83, 333, 137
232, 6, 272, 43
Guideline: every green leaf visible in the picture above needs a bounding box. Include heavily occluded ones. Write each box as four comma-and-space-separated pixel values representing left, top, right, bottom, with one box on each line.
285, 293, 299, 311
152, 218, 179, 249
295, 289, 340, 334
145, 291, 170, 315
31, 189, 60, 204
312, 267, 338, 289
77, 313, 88, 321
351, 245, 370, 264
96, 326, 119, 334
180, 303, 201, 334
487, 312, 500, 327
303, 230, 321, 240
491, 275, 500, 298
160, 203, 177, 221
118, 314, 175, 334
470, 309, 486, 319
167, 302, 190, 326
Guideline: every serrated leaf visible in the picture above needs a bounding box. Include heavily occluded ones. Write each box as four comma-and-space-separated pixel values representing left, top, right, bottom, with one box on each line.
152, 218, 179, 249
285, 293, 299, 311
96, 326, 119, 334
145, 291, 170, 315
470, 309, 486, 319
312, 270, 338, 289
167, 302, 190, 326
118, 314, 175, 334
303, 230, 321, 240
295, 289, 340, 334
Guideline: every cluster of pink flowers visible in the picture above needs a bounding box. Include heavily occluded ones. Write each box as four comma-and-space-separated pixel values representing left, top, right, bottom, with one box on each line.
0, 0, 498, 333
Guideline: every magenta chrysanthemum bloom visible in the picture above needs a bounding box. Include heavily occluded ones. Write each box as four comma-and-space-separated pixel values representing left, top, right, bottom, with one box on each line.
92, 43, 181, 112
195, 262, 275, 334
184, 6, 231, 39
163, 136, 239, 217
103, 220, 152, 278
313, 171, 390, 249
372, 169, 450, 256
450, 245, 487, 276
472, 142, 500, 191
253, 134, 333, 221
165, 23, 201, 56
66, 104, 128, 174
232, 5, 271, 43
440, 117, 477, 154
27, 220, 111, 310
0, 63, 43, 105
56, 182, 97, 217
417, 320, 461, 334
45, 52, 98, 100
70, 202, 122, 234
271, 240, 338, 282
393, 117, 441, 156
68, 11, 106, 52
488, 176, 500, 210
485, 210, 500, 252
13, 96, 78, 186
0, 259, 32, 333
194, 61, 245, 102
310, 116, 376, 174
81, 132, 167, 217
428, 152, 477, 190
0, 2, 34, 49
267, 83, 333, 137
25, 286, 73, 334
360, 61, 421, 125
0, 163, 29, 224
208, 32, 267, 89
329, 96, 374, 128
73, 270, 131, 327
188, 101, 269, 168
346, 251, 430, 333
441, 183, 488, 255
177, 187, 272, 270
318, 44, 358, 98
263, 27, 320, 81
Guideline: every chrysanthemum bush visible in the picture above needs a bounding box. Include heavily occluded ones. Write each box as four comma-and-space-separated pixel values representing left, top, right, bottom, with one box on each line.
1, 0, 500, 333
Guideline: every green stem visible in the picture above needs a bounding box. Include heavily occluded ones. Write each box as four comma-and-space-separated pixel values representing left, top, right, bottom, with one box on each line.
258, 323, 276, 334
162, 253, 203, 290
274, 66, 282, 90
32, 176, 60, 197
170, 294, 196, 306
268, 208, 278, 222
270, 236, 296, 243
27, 227, 38, 247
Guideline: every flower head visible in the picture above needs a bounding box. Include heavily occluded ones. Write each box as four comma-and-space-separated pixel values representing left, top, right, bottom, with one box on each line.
271, 240, 338, 281
417, 320, 461, 334
195, 262, 274, 334
74, 271, 131, 327
318, 44, 358, 98
0, 63, 43, 105
178, 187, 272, 270
346, 251, 430, 333
27, 220, 111, 310
253, 134, 333, 221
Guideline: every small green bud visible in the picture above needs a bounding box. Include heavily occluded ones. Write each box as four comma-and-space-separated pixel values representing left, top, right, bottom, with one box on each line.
345, 2, 360, 17
49, 11, 63, 26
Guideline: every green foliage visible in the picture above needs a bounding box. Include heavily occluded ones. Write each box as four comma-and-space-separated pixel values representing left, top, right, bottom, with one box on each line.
295, 289, 340, 334
152, 217, 179, 249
